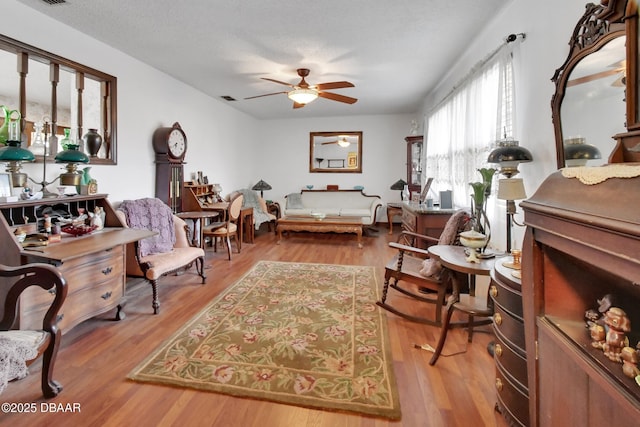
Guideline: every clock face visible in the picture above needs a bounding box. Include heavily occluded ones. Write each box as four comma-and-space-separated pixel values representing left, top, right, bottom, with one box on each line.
168, 129, 186, 158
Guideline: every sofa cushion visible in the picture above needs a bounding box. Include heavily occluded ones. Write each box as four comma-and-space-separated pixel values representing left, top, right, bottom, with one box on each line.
286, 193, 304, 209
339, 208, 372, 217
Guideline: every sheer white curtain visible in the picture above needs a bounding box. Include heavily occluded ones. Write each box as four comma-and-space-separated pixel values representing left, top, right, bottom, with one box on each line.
426, 46, 515, 208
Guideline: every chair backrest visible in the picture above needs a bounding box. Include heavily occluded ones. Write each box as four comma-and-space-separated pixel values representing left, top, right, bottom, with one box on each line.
228, 193, 244, 221
438, 209, 471, 246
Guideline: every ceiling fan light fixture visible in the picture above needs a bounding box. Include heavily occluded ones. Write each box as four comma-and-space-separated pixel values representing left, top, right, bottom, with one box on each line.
337, 137, 350, 147
288, 88, 318, 104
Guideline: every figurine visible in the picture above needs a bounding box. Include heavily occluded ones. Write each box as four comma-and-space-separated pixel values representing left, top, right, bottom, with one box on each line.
90, 206, 104, 230
603, 307, 631, 362
620, 346, 640, 379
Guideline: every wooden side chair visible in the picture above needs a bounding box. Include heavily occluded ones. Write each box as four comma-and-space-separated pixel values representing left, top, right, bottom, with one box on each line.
0, 263, 67, 398
377, 210, 471, 326
203, 192, 244, 260
116, 198, 206, 314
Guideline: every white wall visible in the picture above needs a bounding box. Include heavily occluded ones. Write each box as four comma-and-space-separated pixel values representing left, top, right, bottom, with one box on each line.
420, 0, 591, 251
251, 114, 415, 207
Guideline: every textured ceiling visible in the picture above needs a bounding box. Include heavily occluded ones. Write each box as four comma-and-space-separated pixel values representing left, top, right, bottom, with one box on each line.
18, 0, 510, 120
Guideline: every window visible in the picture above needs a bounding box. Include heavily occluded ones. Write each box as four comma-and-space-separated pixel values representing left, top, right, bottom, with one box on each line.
425, 47, 515, 208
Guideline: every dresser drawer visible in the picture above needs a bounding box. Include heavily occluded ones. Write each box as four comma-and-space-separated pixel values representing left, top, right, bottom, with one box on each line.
495, 363, 530, 427
58, 245, 124, 284
494, 333, 528, 389
493, 304, 526, 353
21, 246, 123, 308
490, 277, 523, 319
401, 209, 416, 232
20, 275, 123, 332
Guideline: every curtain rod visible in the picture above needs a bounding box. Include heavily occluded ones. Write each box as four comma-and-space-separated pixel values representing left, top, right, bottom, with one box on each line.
429, 33, 526, 113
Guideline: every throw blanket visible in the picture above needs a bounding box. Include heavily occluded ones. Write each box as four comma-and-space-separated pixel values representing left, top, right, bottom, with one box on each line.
0, 337, 37, 395
238, 189, 272, 230
119, 198, 175, 257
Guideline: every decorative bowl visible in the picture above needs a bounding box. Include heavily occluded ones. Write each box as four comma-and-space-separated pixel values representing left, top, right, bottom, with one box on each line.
459, 230, 488, 248
310, 212, 326, 220
61, 224, 97, 237
306, 185, 314, 190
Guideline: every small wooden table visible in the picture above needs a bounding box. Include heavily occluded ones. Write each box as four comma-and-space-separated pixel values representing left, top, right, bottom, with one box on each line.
176, 210, 220, 249
386, 202, 403, 234
276, 215, 364, 248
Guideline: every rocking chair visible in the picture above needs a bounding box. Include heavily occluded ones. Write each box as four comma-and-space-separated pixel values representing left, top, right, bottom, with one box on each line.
377, 209, 471, 326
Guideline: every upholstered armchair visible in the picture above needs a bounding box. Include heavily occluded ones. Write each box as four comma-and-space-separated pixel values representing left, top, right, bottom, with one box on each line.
116, 198, 206, 314
238, 189, 277, 232
0, 263, 67, 398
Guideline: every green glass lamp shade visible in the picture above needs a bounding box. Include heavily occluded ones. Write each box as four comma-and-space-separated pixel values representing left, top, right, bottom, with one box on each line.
54, 144, 89, 164
390, 179, 407, 190
0, 141, 36, 162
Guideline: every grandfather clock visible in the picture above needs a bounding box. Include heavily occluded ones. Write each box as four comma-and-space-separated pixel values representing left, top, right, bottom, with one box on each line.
152, 122, 187, 213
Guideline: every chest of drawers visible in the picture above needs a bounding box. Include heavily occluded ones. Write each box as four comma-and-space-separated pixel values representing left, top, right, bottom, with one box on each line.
490, 260, 528, 427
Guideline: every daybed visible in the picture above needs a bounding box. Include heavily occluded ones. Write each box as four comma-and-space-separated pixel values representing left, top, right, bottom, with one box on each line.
284, 189, 382, 226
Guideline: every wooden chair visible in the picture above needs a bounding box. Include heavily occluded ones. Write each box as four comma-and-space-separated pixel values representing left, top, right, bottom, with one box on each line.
203, 192, 243, 260
116, 199, 206, 314
377, 210, 471, 326
428, 269, 494, 365
0, 263, 67, 398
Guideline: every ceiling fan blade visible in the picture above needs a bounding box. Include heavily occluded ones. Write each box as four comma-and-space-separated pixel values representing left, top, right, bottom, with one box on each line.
321, 140, 339, 145
244, 91, 288, 100
567, 68, 624, 87
261, 77, 295, 88
318, 91, 358, 104
293, 101, 305, 109
314, 81, 354, 90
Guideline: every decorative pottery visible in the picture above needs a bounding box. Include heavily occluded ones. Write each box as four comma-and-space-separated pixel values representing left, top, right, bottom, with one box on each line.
0, 105, 20, 145
83, 128, 102, 157
60, 128, 72, 150
459, 230, 488, 263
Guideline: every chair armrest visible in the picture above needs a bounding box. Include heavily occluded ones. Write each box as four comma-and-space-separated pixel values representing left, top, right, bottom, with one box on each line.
397, 230, 439, 245
388, 242, 431, 257
0, 263, 67, 332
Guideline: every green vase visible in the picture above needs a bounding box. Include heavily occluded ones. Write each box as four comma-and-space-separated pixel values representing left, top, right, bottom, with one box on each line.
60, 128, 72, 150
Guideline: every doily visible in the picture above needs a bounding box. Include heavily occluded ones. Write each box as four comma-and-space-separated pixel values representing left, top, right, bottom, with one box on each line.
561, 164, 640, 185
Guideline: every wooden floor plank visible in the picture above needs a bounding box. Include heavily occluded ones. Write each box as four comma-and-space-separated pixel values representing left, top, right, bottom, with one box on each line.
0, 226, 503, 426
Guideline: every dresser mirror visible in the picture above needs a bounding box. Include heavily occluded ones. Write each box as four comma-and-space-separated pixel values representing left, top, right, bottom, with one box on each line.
309, 131, 363, 173
0, 34, 117, 165
551, 0, 637, 168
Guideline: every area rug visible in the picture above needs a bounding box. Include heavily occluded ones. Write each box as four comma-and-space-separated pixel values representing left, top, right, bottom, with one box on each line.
128, 261, 401, 420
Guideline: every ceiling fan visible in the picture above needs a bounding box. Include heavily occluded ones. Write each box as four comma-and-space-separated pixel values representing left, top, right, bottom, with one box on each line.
321, 136, 351, 147
244, 68, 357, 109
567, 60, 626, 88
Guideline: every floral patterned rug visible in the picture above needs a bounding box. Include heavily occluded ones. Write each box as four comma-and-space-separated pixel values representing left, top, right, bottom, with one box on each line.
128, 261, 401, 420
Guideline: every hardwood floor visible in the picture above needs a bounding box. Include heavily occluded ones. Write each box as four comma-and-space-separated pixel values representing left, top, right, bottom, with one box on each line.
1, 226, 505, 427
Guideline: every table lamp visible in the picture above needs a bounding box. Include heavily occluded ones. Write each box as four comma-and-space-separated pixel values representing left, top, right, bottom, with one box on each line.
55, 144, 89, 186
390, 179, 408, 200
487, 137, 532, 178
252, 179, 272, 198
497, 178, 527, 252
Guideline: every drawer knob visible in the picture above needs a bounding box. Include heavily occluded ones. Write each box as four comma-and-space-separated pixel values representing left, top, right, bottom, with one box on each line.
495, 378, 503, 392
489, 285, 498, 298
101, 291, 113, 300
102, 266, 113, 275
494, 343, 503, 357
494, 313, 502, 326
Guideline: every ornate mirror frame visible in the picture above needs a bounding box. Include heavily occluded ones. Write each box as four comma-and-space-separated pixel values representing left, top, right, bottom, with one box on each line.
0, 34, 117, 165
551, 0, 638, 168
309, 131, 363, 173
